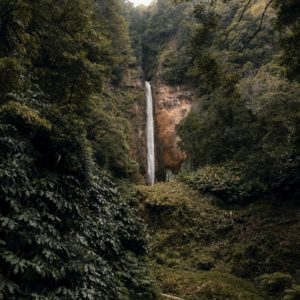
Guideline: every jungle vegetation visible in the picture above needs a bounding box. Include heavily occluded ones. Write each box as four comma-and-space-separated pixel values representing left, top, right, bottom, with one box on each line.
0, 0, 299, 299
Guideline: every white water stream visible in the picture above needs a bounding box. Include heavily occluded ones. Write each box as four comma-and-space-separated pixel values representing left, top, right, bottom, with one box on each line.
145, 81, 155, 185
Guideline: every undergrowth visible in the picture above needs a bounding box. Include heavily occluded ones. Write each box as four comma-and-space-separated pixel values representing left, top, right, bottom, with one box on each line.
138, 181, 300, 300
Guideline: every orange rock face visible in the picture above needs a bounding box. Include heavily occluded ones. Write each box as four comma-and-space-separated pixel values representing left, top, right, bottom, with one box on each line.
154, 84, 193, 172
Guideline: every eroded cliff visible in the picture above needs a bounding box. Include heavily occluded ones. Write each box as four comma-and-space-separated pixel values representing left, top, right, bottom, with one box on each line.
153, 82, 194, 175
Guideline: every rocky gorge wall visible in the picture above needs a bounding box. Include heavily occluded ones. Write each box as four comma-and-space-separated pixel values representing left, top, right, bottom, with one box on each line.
153, 82, 194, 178
122, 67, 194, 182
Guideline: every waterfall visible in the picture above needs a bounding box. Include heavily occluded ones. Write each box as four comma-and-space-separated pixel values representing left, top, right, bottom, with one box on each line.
145, 81, 155, 185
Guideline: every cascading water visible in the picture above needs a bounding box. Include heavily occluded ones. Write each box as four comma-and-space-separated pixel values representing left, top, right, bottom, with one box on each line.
145, 81, 155, 185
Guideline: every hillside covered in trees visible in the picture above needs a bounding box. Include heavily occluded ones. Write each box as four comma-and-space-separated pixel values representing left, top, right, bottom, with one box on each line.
0, 0, 156, 299
0, 0, 299, 299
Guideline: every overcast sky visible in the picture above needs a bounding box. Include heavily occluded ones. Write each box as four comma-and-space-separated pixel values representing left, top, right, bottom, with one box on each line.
129, 0, 153, 6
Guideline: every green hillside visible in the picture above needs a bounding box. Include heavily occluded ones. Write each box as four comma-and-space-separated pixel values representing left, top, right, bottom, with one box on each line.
138, 181, 300, 300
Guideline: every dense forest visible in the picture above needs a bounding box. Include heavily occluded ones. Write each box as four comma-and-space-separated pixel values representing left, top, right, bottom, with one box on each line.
0, 0, 299, 299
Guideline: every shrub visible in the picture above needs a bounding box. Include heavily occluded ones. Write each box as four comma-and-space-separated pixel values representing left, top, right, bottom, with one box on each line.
283, 285, 300, 300
0, 58, 24, 98
0, 123, 156, 299
0, 101, 51, 131
259, 272, 292, 294
180, 163, 264, 203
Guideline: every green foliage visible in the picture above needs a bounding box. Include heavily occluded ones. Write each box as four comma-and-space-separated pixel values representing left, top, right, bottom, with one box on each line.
0, 120, 155, 299
179, 91, 299, 200
283, 285, 300, 300
180, 164, 263, 203
154, 266, 264, 300
96, 0, 133, 83
0, 0, 141, 178
178, 92, 256, 166
139, 181, 300, 299
161, 46, 192, 85
275, 0, 300, 81
137, 0, 195, 81
0, 101, 51, 130
0, 58, 25, 99
259, 272, 292, 294
177, 1, 300, 201
87, 92, 139, 178
124, 2, 148, 66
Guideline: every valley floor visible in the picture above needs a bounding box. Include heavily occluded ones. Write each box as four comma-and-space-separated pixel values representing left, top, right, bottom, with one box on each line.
137, 181, 300, 300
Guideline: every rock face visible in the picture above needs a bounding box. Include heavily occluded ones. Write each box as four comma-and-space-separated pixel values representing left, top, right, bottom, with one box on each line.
122, 68, 194, 181
153, 83, 193, 174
